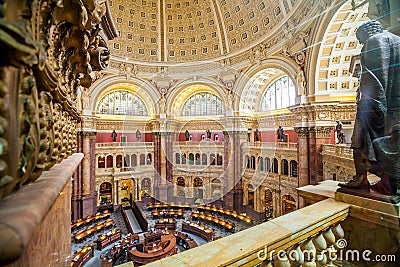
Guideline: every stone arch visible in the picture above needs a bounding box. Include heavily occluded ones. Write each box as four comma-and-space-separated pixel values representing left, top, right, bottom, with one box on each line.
88, 75, 161, 115
308, 0, 369, 96
167, 78, 227, 117
234, 56, 299, 113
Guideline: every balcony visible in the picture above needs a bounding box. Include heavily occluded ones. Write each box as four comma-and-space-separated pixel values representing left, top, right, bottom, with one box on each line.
321, 144, 355, 182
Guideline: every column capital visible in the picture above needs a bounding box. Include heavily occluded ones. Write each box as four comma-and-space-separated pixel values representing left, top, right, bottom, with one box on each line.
79, 131, 97, 138
294, 127, 310, 138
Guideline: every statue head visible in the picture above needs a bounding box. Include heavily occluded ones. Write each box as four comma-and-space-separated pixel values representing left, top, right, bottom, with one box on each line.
356, 20, 383, 44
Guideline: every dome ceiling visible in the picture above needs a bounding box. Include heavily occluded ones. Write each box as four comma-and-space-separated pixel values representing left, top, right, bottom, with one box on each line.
108, 0, 297, 63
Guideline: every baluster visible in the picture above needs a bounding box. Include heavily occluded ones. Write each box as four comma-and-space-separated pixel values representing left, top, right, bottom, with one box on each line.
323, 227, 336, 266
300, 238, 316, 267
313, 232, 327, 267
332, 223, 345, 265
288, 244, 304, 267
274, 250, 290, 267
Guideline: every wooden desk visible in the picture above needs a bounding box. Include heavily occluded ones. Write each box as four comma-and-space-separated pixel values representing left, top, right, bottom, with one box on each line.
96, 229, 122, 250
71, 246, 94, 267
182, 222, 214, 242
155, 219, 177, 230
174, 231, 198, 249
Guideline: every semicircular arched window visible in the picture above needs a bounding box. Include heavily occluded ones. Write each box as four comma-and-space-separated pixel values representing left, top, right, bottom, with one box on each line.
181, 92, 224, 116
260, 76, 296, 111
96, 90, 147, 116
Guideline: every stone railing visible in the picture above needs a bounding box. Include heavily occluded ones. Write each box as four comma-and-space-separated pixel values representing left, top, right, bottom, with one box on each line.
321, 144, 353, 159
244, 142, 298, 150
96, 142, 154, 148
144, 198, 349, 267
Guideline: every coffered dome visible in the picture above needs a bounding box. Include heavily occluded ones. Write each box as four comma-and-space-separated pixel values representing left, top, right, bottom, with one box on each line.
108, 0, 298, 63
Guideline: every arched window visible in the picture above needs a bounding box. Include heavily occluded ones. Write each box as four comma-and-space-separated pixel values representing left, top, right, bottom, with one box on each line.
245, 155, 250, 169
290, 160, 298, 177
106, 155, 113, 168
217, 154, 223, 165
251, 156, 256, 170
124, 155, 129, 167
282, 159, 289, 176
259, 157, 264, 171
189, 153, 194, 165
181, 92, 224, 116
202, 154, 207, 165
260, 76, 296, 111
214, 134, 219, 141
176, 153, 181, 164
182, 153, 187, 164
131, 154, 137, 167
98, 156, 105, 168
273, 158, 278, 173
96, 90, 147, 116
195, 153, 201, 165
265, 157, 271, 172
140, 154, 146, 165
116, 155, 122, 168
146, 154, 152, 165
210, 154, 216, 165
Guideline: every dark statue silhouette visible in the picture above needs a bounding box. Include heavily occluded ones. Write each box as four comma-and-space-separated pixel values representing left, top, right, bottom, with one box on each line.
339, 20, 400, 197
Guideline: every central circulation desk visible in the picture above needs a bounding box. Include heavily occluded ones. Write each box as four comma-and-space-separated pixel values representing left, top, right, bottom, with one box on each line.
181, 221, 214, 242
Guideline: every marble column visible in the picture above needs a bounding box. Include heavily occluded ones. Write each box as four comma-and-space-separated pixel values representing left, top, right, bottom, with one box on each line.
223, 129, 247, 212
72, 131, 97, 219
153, 130, 174, 203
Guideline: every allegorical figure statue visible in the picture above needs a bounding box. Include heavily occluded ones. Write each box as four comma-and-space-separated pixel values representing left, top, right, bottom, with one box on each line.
206, 130, 212, 140
335, 121, 346, 144
340, 20, 400, 190
277, 126, 285, 142
185, 130, 190, 141
136, 129, 141, 141
111, 130, 117, 142
255, 128, 260, 142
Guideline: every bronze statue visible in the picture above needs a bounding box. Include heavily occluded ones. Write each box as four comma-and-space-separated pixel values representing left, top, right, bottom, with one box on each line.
111, 130, 117, 142
335, 121, 346, 144
277, 126, 284, 142
255, 128, 260, 142
206, 130, 211, 140
136, 129, 141, 141
185, 130, 190, 141
340, 20, 400, 191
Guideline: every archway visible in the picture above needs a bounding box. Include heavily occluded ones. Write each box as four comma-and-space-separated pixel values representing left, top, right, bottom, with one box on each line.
99, 182, 112, 205
211, 178, 222, 199
282, 194, 296, 214
121, 179, 133, 205
176, 177, 185, 197
141, 178, 152, 198
193, 178, 204, 203
264, 189, 273, 219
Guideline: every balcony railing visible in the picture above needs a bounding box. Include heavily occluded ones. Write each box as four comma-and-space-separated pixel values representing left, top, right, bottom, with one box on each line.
321, 144, 353, 159
243, 142, 298, 150
96, 142, 154, 148
145, 198, 349, 267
